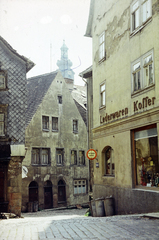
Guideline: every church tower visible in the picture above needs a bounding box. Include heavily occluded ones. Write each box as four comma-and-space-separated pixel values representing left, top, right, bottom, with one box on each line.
57, 40, 75, 83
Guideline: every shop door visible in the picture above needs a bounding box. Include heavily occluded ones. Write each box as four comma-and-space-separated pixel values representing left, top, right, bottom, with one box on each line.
58, 180, 66, 202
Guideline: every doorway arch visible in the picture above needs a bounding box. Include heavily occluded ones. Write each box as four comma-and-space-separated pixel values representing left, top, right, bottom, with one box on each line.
29, 181, 38, 202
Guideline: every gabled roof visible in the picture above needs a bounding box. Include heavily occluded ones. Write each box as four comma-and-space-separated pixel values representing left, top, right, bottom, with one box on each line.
79, 65, 92, 78
84, 0, 95, 37
0, 35, 35, 72
71, 85, 87, 126
26, 71, 58, 126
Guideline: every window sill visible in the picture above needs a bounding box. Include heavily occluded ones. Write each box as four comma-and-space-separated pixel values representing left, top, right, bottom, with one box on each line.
0, 87, 9, 91
130, 17, 152, 38
74, 193, 87, 196
73, 131, 78, 134
99, 105, 106, 111
103, 174, 115, 178
52, 130, 58, 132
32, 164, 50, 166
133, 186, 159, 193
131, 84, 155, 98
42, 129, 49, 132
99, 56, 106, 64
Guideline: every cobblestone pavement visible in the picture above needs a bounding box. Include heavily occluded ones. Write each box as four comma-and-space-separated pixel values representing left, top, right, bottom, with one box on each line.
0, 208, 159, 240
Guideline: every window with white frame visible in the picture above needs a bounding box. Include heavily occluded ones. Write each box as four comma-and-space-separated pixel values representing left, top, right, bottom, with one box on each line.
74, 179, 86, 195
100, 83, 106, 107
56, 148, 64, 165
71, 150, 77, 165
79, 150, 85, 165
130, 0, 152, 33
0, 113, 4, 136
42, 116, 49, 130
73, 120, 78, 133
132, 50, 154, 93
99, 31, 105, 61
32, 148, 50, 165
52, 117, 58, 131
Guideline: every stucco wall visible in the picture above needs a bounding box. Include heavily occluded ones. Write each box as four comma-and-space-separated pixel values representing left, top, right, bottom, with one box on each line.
22, 72, 89, 211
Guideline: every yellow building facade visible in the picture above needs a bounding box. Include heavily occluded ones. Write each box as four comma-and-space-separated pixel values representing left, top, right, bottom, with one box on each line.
85, 0, 159, 214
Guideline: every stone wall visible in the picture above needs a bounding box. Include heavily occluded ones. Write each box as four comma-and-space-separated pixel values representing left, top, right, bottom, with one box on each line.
93, 184, 159, 215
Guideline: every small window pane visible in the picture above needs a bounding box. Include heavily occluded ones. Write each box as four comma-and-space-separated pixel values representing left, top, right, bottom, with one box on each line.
42, 149, 49, 164
32, 149, 40, 164
52, 117, 58, 131
42, 116, 49, 130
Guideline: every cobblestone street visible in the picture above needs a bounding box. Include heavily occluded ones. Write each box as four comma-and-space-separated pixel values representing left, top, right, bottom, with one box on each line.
0, 208, 159, 240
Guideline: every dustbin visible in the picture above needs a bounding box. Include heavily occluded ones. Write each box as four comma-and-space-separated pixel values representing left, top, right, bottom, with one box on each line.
33, 201, 38, 212
90, 200, 97, 217
27, 202, 33, 212
104, 197, 114, 216
95, 199, 105, 217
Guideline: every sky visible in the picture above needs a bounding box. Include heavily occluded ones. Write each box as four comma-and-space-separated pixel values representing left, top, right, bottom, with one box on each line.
0, 0, 92, 85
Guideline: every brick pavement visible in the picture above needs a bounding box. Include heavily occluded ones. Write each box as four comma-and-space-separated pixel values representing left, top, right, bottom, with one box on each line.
0, 209, 159, 240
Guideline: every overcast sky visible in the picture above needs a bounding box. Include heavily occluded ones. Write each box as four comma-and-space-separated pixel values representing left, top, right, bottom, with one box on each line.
0, 0, 92, 85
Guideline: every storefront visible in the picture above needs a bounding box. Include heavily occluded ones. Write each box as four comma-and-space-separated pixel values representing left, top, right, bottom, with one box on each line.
132, 124, 159, 188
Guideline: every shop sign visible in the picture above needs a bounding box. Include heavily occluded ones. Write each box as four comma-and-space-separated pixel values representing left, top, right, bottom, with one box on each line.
100, 108, 128, 124
133, 96, 155, 112
86, 149, 97, 160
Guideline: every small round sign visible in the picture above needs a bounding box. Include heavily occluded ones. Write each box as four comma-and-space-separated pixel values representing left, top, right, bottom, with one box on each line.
86, 149, 97, 160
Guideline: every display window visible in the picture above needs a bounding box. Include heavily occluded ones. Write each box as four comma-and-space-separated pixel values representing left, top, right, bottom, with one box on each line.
132, 124, 159, 187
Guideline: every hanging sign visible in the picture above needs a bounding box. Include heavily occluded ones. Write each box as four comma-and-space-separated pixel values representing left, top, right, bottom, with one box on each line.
86, 149, 97, 160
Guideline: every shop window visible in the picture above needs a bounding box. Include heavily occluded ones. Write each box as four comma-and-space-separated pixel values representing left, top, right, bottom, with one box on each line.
73, 120, 78, 133
52, 117, 58, 131
56, 148, 64, 165
74, 179, 86, 195
130, 0, 152, 34
32, 148, 50, 165
131, 50, 154, 94
103, 146, 114, 176
42, 116, 49, 131
79, 150, 85, 165
71, 150, 77, 165
99, 31, 105, 62
133, 126, 159, 187
100, 82, 106, 107
58, 95, 62, 104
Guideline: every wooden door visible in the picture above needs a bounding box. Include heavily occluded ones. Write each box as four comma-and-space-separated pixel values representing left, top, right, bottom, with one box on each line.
44, 187, 52, 209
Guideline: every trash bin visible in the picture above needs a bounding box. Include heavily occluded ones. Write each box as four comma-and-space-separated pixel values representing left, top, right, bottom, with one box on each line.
33, 201, 38, 212
95, 199, 105, 217
90, 200, 96, 217
104, 197, 114, 216
27, 202, 33, 212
